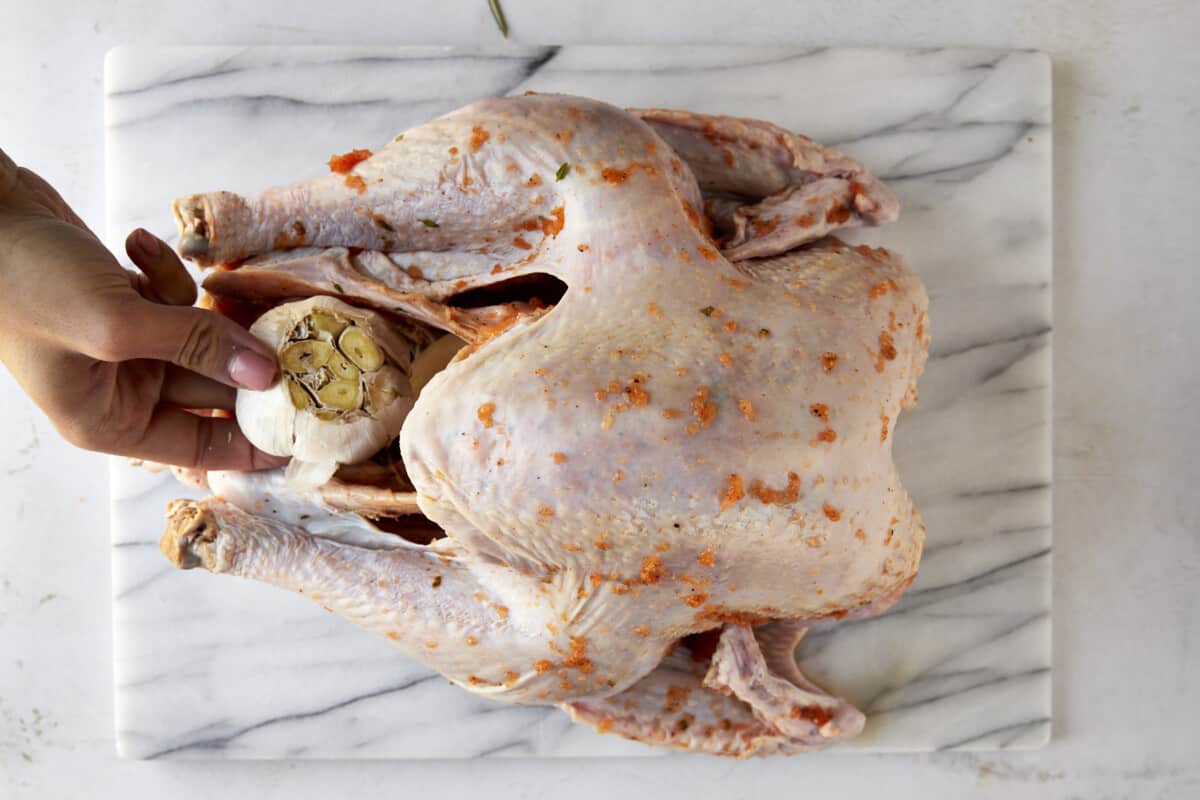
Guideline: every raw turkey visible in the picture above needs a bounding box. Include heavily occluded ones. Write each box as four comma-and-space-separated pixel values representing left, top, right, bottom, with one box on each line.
158, 93, 929, 757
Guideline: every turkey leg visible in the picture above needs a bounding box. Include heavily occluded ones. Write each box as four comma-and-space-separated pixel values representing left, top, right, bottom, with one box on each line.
160, 497, 670, 704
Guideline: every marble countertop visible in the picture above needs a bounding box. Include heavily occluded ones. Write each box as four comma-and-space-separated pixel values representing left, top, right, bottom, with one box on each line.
1, 1, 1197, 797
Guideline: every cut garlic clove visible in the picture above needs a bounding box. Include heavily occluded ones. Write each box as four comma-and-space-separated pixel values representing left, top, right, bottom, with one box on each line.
318, 379, 362, 410
282, 339, 334, 372
287, 377, 313, 409
366, 370, 403, 411
338, 326, 384, 371
310, 312, 346, 338
327, 351, 362, 381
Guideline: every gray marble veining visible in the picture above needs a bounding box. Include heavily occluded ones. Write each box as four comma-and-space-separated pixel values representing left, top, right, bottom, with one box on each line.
106, 45, 1051, 759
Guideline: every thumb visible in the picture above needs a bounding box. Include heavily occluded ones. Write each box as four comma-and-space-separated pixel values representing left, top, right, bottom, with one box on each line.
108, 299, 278, 390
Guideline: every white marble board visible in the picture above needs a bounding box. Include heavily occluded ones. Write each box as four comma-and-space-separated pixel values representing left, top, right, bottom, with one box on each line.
105, 45, 1052, 759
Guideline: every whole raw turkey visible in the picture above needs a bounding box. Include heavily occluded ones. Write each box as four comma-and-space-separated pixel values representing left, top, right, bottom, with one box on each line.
159, 93, 929, 757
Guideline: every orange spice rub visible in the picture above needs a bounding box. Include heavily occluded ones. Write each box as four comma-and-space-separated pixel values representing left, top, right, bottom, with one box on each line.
640, 556, 665, 584
719, 474, 745, 511
662, 685, 691, 714
564, 636, 593, 674
813, 428, 837, 444
695, 606, 771, 626
476, 402, 496, 428
825, 204, 851, 224
750, 216, 780, 237
687, 387, 718, 435
874, 331, 898, 372
540, 206, 566, 237
327, 148, 372, 174
749, 472, 801, 506
789, 704, 834, 727
600, 162, 656, 185
624, 381, 650, 407
469, 126, 490, 151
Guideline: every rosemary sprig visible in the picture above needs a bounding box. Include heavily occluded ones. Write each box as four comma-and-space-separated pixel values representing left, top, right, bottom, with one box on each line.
488, 0, 509, 38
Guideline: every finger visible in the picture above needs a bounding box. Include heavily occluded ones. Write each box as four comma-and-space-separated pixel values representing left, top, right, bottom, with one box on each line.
127, 267, 157, 301
126, 228, 197, 306
160, 365, 237, 410
90, 299, 278, 391
124, 407, 289, 471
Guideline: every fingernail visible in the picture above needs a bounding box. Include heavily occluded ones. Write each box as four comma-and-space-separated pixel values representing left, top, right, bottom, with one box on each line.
134, 228, 161, 257
229, 348, 277, 390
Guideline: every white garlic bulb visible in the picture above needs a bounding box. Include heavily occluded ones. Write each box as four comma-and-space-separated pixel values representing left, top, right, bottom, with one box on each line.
236, 297, 416, 486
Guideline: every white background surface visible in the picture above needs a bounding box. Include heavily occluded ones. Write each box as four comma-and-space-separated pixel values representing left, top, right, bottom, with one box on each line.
0, 1, 1196, 798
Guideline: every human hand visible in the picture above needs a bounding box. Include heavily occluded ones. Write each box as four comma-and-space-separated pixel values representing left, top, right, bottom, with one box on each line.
0, 147, 287, 470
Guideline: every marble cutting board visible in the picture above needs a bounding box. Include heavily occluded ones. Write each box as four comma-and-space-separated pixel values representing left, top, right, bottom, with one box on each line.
106, 45, 1052, 759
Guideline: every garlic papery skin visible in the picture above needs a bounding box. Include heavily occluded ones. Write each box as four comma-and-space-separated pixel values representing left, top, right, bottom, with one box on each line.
236, 296, 416, 473
410, 334, 466, 397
